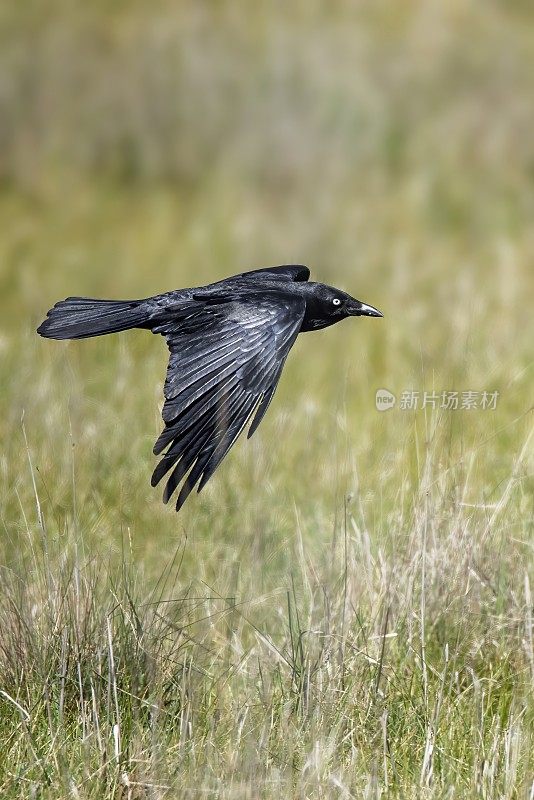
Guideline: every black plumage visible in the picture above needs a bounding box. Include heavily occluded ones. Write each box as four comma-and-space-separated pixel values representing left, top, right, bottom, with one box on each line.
37, 265, 382, 511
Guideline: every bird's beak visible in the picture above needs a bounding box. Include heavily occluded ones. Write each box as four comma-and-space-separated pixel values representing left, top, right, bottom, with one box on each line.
348, 299, 383, 318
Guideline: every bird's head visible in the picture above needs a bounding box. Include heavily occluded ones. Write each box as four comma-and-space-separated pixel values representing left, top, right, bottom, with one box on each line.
300, 283, 383, 332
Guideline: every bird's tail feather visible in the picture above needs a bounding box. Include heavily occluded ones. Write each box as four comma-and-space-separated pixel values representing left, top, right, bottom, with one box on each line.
37, 297, 149, 340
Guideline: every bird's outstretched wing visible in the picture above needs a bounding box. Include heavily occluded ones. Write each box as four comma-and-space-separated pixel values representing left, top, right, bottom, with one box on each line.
151, 292, 306, 511
237, 264, 310, 283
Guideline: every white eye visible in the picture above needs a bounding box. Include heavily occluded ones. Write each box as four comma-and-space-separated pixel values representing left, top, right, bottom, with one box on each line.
332, 298, 341, 306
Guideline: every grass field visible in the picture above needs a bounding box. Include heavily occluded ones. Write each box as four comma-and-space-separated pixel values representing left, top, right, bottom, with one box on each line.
0, 2, 533, 797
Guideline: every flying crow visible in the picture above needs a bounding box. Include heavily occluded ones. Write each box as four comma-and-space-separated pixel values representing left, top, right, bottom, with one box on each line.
37, 265, 382, 511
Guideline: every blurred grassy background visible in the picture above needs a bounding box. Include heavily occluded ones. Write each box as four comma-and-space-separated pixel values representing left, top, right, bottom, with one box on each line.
0, 1, 533, 797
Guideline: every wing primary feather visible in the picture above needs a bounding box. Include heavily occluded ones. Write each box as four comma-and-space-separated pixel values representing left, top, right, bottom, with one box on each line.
160, 372, 241, 449
174, 410, 249, 511
153, 374, 239, 455
174, 392, 256, 509
196, 395, 261, 494
162, 423, 215, 504
153, 381, 245, 482
247, 387, 275, 439
246, 356, 290, 439
152, 407, 215, 485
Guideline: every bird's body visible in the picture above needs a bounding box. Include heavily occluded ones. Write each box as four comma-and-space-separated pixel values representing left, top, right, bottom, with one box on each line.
38, 265, 382, 511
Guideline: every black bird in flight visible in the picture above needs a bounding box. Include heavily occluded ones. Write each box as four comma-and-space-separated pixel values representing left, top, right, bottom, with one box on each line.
38, 265, 382, 511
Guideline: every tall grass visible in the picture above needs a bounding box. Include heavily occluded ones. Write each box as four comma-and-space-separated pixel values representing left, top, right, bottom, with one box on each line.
0, 1, 533, 797
0, 421, 532, 797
